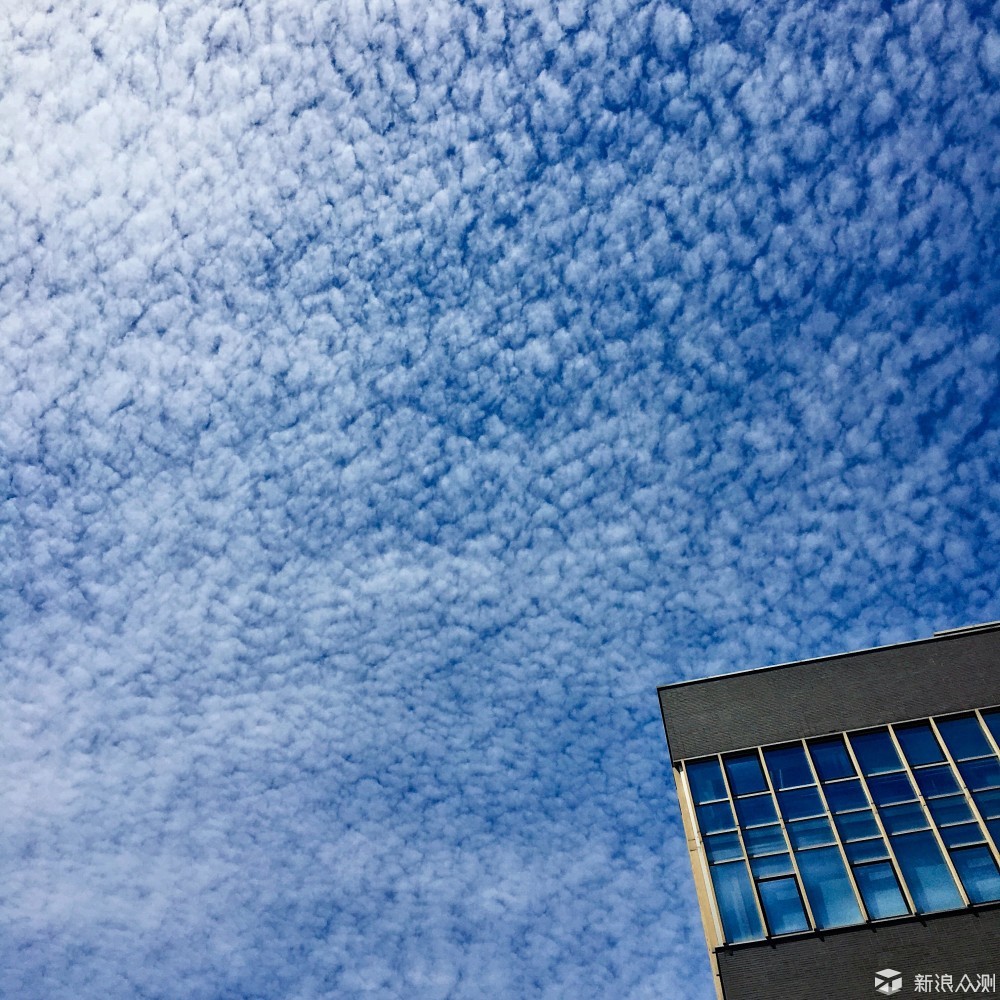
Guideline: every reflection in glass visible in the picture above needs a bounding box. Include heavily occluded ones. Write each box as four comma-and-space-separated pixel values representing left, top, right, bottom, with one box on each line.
989, 819, 1000, 849
958, 757, 1000, 792
764, 745, 813, 790
743, 824, 787, 857
939, 823, 984, 849
879, 802, 928, 836
734, 793, 778, 828
688, 759, 727, 803
937, 716, 992, 761
697, 800, 737, 834
833, 809, 880, 842
725, 752, 768, 795
809, 738, 855, 782
895, 723, 945, 766
981, 710, 1000, 748
705, 831, 743, 863
710, 862, 765, 943
973, 788, 1000, 820
787, 817, 836, 850
889, 831, 963, 912
750, 853, 795, 879
795, 846, 863, 928
851, 730, 902, 776
853, 861, 909, 919
823, 779, 868, 814
777, 786, 825, 820
950, 846, 1000, 904
845, 838, 891, 864
914, 764, 960, 799
867, 772, 916, 807
758, 877, 809, 935
927, 795, 975, 828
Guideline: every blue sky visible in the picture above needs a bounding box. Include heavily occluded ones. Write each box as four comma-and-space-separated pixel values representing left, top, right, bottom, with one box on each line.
1, 0, 999, 996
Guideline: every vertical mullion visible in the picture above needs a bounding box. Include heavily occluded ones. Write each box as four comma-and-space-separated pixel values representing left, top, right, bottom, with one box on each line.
890, 722, 970, 907
717, 752, 770, 936
928, 715, 1000, 874
801, 737, 868, 920
841, 731, 917, 915
678, 763, 726, 947
756, 747, 818, 932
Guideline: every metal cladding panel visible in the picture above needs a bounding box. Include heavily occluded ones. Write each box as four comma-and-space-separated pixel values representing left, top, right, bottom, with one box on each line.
659, 629, 1000, 762
716, 907, 1000, 1000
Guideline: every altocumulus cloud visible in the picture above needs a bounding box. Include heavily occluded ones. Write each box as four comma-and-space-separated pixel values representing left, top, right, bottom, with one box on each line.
0, 0, 998, 996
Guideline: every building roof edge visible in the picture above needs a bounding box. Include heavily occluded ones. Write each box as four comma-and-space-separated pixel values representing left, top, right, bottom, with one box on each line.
656, 621, 1000, 694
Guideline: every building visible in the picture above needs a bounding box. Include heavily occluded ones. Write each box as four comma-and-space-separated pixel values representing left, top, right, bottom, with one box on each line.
658, 623, 1000, 1000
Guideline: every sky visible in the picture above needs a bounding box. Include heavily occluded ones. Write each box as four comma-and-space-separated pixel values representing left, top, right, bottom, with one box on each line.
1, 0, 999, 996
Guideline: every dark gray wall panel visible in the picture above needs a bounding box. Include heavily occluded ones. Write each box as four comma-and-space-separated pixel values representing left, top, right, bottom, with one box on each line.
659, 629, 1000, 761
717, 907, 1000, 1000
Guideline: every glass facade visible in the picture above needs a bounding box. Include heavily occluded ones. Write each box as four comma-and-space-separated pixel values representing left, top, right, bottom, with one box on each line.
684, 708, 1000, 944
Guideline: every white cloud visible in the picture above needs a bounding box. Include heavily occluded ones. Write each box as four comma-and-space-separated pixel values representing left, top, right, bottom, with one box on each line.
653, 7, 693, 57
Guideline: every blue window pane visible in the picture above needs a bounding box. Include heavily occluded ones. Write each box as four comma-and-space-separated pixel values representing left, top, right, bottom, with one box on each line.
823, 779, 869, 814
795, 846, 864, 929
688, 759, 728, 804
895, 723, 945, 766
950, 846, 1000, 904
974, 788, 1000, 820
710, 862, 765, 943
928, 795, 975, 828
809, 738, 855, 781
854, 861, 909, 920
890, 831, 963, 913
705, 831, 744, 863
937, 716, 992, 761
851, 730, 902, 776
778, 786, 825, 820
744, 824, 787, 857
914, 764, 961, 799
958, 757, 1000, 792
868, 772, 916, 806
988, 819, 1000, 849
788, 817, 836, 850
940, 823, 985, 849
750, 853, 795, 879
697, 800, 737, 835
846, 838, 891, 864
765, 745, 813, 790
880, 802, 929, 836
725, 753, 768, 795
834, 809, 881, 842
982, 710, 1000, 748
735, 793, 779, 828
758, 877, 809, 935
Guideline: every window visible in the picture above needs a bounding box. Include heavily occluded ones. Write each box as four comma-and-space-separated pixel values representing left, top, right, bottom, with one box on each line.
758, 876, 808, 935
794, 846, 863, 928
853, 862, 907, 920
683, 706, 1000, 944
890, 831, 962, 912
937, 716, 992, 760
809, 734, 907, 922
710, 861, 764, 943
925, 713, 1000, 902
